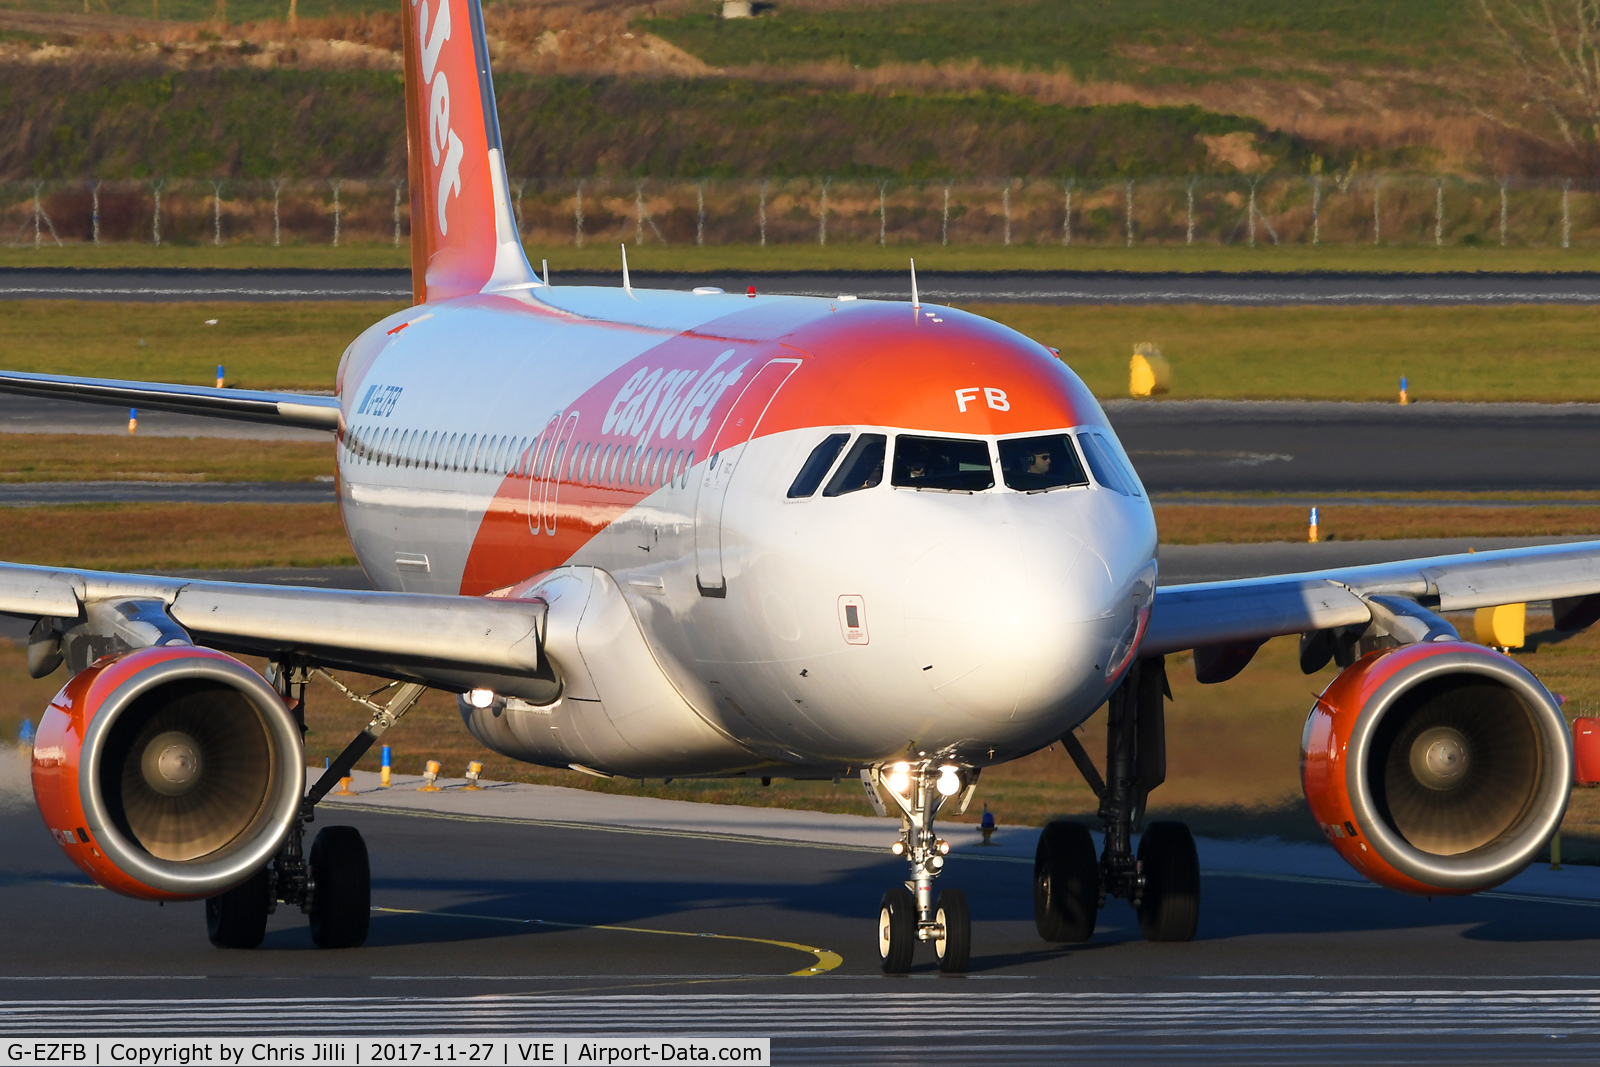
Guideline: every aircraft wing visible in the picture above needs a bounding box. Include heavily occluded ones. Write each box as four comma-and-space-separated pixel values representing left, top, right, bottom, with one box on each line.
0, 562, 550, 700
1144, 539, 1600, 670
0, 369, 341, 431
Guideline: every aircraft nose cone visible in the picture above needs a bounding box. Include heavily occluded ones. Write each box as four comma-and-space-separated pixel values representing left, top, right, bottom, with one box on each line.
904, 526, 1112, 724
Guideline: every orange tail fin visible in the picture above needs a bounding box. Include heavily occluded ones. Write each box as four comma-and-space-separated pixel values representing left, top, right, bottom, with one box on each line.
402, 0, 534, 303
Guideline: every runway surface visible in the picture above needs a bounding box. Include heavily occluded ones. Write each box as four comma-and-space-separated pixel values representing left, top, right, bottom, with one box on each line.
0, 393, 330, 440
0, 480, 335, 505
4, 394, 1598, 496
1105, 400, 1600, 493
1158, 536, 1599, 584
4, 765, 1600, 1064
9, 267, 1600, 304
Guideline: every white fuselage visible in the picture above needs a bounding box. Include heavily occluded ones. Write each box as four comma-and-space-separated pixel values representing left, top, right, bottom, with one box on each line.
333, 285, 1159, 778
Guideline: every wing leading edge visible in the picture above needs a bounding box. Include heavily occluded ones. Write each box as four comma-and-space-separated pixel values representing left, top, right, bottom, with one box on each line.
0, 562, 552, 701
0, 370, 341, 431
1145, 539, 1600, 676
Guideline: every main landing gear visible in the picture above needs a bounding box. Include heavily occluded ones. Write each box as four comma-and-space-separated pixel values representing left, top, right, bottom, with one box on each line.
865, 760, 976, 975
1040, 656, 1200, 945
206, 666, 426, 950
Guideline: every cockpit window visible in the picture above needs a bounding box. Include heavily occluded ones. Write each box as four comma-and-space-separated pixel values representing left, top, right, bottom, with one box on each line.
823, 433, 886, 496
997, 434, 1089, 492
892, 435, 995, 492
788, 432, 851, 498
1076, 430, 1143, 497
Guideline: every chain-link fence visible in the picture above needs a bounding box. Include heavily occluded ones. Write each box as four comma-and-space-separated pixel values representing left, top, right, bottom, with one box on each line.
5, 175, 1596, 249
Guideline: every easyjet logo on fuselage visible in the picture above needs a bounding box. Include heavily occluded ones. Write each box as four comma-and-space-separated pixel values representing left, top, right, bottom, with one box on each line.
414, 0, 465, 237
601, 350, 754, 447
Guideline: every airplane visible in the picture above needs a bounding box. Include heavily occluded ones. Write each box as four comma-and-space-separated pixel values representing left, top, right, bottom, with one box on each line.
12, 0, 1597, 974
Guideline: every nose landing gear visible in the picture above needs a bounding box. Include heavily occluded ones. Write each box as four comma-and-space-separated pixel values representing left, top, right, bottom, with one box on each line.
1043, 656, 1200, 944
866, 760, 975, 975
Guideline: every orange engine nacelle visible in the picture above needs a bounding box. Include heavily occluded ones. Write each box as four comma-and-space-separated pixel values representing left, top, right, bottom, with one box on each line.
1301, 641, 1571, 895
31, 645, 305, 901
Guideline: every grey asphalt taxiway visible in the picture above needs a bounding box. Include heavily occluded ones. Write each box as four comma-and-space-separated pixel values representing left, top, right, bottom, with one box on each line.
5, 762, 1600, 1065
10, 266, 1600, 304
5, 394, 1600, 498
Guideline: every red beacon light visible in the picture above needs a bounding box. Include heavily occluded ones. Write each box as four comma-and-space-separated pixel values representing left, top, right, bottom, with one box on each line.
747, 285, 757, 298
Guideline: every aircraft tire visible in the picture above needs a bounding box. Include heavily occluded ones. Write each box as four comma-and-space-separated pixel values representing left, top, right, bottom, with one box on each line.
878, 886, 916, 975
1136, 821, 1200, 943
1034, 820, 1098, 943
934, 888, 971, 974
309, 825, 371, 949
205, 865, 271, 949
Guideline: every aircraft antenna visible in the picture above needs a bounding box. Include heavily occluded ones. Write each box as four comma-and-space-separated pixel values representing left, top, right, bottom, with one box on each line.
621, 244, 636, 300
910, 258, 920, 309
542, 259, 550, 288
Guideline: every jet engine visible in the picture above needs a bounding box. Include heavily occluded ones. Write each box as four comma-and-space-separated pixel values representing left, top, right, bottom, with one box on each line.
31, 646, 304, 901
1301, 641, 1571, 895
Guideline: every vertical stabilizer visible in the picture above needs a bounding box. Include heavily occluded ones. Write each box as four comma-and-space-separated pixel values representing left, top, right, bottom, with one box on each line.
402, 0, 536, 304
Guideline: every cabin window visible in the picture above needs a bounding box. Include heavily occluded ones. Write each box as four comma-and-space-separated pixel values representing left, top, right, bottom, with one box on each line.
788, 433, 850, 498
682, 451, 695, 488
823, 434, 886, 497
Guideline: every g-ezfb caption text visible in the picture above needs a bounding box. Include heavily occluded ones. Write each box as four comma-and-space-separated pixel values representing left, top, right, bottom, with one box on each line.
4, 1040, 768, 1066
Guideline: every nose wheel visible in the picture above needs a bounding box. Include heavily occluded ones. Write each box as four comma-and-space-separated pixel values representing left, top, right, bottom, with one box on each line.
877, 887, 916, 974
867, 760, 976, 975
933, 888, 970, 973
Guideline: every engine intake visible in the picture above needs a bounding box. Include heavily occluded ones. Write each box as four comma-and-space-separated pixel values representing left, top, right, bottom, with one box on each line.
1301, 641, 1570, 895
31, 646, 304, 900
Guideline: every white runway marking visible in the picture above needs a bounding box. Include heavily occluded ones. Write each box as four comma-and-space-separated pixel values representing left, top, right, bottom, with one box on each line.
5, 990, 1600, 1038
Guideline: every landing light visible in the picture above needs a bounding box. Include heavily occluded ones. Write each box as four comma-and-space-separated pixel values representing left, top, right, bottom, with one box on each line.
886, 762, 912, 796
466, 688, 496, 709
936, 766, 962, 797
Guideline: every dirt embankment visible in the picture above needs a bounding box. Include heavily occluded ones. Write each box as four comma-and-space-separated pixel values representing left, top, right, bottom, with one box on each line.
0, 0, 1562, 177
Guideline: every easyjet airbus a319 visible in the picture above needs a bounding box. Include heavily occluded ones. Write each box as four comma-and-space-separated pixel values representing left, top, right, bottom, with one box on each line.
11, 0, 1598, 972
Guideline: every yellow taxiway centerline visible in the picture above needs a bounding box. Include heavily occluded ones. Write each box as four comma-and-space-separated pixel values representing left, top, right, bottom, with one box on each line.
371, 906, 843, 975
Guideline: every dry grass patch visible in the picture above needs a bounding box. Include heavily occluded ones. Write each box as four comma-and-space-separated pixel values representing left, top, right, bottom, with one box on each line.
0, 433, 333, 482
0, 502, 353, 569
1154, 505, 1600, 545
